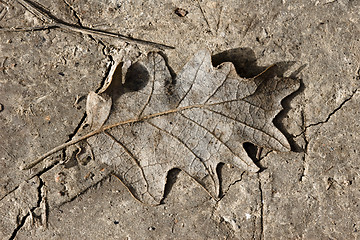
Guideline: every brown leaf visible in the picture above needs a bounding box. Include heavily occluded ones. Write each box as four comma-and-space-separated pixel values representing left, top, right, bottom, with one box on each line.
85, 50, 298, 205
23, 50, 299, 205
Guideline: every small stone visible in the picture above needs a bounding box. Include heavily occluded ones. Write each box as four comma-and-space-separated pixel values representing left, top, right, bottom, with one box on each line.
174, 8, 188, 17
55, 172, 66, 183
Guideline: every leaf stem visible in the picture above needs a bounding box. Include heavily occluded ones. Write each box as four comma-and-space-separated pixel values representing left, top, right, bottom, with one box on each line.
21, 104, 204, 170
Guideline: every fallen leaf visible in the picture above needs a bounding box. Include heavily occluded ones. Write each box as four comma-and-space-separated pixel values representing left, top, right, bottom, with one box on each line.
23, 50, 299, 205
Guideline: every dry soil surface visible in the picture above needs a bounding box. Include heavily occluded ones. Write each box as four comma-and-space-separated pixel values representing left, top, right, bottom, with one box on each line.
0, 0, 359, 239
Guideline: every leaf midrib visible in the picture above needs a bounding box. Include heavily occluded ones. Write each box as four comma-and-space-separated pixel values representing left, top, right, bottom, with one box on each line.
21, 98, 282, 170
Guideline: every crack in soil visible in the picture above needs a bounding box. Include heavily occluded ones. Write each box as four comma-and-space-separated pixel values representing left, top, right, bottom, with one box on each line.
258, 173, 264, 240
293, 88, 358, 182
221, 171, 246, 199
304, 89, 358, 128
210, 172, 263, 238
298, 109, 308, 182
293, 88, 358, 139
299, 153, 307, 182
57, 174, 110, 208
95, 40, 115, 93
67, 113, 87, 140
9, 177, 44, 240
210, 171, 245, 221
0, 153, 60, 203
62, 0, 82, 26
259, 150, 273, 161
0, 185, 19, 202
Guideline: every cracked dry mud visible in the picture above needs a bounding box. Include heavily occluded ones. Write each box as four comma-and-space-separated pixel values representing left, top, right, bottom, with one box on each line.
0, 0, 359, 239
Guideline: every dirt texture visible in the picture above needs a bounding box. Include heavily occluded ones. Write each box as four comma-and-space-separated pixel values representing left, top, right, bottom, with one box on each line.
0, 0, 359, 239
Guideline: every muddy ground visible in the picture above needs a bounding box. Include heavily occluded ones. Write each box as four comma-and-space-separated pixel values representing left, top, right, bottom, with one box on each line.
0, 0, 359, 239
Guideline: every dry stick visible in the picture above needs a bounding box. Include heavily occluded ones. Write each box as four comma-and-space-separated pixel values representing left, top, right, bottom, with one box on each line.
14, 0, 174, 49
58, 23, 174, 49
0, 25, 58, 32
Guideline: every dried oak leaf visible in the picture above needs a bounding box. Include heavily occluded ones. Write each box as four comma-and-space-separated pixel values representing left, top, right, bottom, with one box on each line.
24, 50, 299, 205
83, 50, 299, 205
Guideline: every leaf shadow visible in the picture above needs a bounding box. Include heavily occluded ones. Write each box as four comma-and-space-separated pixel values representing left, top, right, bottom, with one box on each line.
216, 163, 225, 197
273, 76, 306, 153
157, 51, 179, 103
160, 168, 181, 204
212, 47, 266, 78
104, 61, 150, 102
258, 63, 307, 155
157, 51, 177, 80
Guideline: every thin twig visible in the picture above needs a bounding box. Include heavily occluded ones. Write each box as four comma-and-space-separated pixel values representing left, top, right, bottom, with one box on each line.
0, 25, 57, 32
13, 0, 174, 49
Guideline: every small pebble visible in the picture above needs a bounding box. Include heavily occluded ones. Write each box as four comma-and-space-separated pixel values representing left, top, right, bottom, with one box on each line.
0, 103, 3, 112
174, 8, 188, 17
